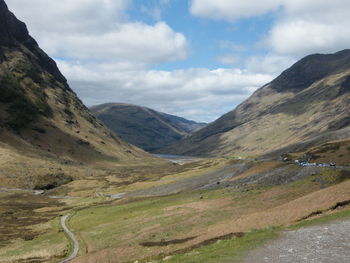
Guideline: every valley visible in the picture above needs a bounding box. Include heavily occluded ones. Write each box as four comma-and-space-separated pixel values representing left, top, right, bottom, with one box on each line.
1, 153, 350, 263
0, 0, 350, 263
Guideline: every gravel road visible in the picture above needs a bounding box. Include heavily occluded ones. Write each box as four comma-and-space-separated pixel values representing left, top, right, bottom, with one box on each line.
242, 219, 350, 263
60, 214, 79, 263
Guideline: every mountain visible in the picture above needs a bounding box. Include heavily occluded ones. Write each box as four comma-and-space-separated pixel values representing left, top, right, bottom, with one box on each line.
163, 50, 350, 157
90, 103, 206, 152
0, 0, 151, 188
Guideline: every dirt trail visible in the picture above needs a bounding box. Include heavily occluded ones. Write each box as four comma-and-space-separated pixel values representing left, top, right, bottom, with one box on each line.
60, 214, 79, 263
242, 219, 350, 263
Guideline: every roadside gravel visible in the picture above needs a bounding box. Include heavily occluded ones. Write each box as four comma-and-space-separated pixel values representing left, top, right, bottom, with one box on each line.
242, 219, 350, 263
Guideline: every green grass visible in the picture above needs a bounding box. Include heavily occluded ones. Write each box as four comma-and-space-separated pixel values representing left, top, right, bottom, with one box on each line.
0, 217, 67, 263
0, 74, 39, 130
135, 208, 350, 263
150, 227, 280, 263
47, 165, 350, 262
70, 193, 197, 250
69, 188, 242, 253
289, 209, 350, 230
157, 208, 350, 263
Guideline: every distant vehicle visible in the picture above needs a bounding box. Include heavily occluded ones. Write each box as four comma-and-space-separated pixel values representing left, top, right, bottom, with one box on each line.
295, 160, 331, 167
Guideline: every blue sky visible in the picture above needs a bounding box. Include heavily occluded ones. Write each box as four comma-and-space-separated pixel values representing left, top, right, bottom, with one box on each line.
130, 0, 277, 70
6, 0, 350, 122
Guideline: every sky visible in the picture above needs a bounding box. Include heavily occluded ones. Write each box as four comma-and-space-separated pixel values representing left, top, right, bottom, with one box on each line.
5, 0, 350, 122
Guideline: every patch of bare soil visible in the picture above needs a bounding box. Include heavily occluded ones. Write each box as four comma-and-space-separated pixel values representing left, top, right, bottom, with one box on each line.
140, 236, 197, 247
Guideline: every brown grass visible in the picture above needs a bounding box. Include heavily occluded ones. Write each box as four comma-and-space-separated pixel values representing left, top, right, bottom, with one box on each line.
230, 161, 284, 181
69, 172, 350, 263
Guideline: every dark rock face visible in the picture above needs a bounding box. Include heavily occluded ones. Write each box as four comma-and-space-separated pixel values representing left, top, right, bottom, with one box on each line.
0, 0, 68, 85
0, 0, 30, 46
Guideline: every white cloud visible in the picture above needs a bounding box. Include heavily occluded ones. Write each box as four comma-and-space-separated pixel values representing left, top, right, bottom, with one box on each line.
6, 0, 190, 64
266, 11, 350, 57
7, 0, 131, 33
57, 61, 273, 122
245, 54, 295, 75
190, 0, 283, 22
41, 22, 190, 63
190, 0, 350, 57
6, 0, 275, 122
283, 0, 346, 14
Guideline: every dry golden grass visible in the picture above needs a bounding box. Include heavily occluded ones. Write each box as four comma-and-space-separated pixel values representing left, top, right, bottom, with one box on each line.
169, 70, 350, 158
68, 170, 350, 263
230, 161, 284, 181
102, 159, 226, 195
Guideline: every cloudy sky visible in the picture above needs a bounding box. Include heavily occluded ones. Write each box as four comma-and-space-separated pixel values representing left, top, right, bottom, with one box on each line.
6, 0, 350, 122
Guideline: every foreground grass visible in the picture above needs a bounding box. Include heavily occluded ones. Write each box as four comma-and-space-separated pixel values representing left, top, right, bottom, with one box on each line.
68, 168, 350, 263
145, 208, 350, 263
0, 217, 67, 263
154, 227, 280, 263
290, 208, 350, 230
3, 158, 350, 263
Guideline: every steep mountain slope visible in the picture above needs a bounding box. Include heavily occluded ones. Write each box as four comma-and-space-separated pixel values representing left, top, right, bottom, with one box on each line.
0, 0, 152, 188
90, 103, 206, 152
163, 50, 350, 157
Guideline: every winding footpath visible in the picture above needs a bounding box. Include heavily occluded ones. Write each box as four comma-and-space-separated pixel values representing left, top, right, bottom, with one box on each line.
60, 214, 79, 263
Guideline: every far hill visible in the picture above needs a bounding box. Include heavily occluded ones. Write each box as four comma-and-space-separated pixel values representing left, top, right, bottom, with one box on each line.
0, 0, 153, 189
90, 103, 206, 152
163, 50, 350, 157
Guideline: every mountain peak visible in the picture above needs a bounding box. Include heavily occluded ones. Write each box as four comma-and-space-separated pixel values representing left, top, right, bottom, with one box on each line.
0, 0, 67, 85
164, 49, 350, 157
270, 49, 350, 92
0, 0, 32, 46
0, 0, 150, 180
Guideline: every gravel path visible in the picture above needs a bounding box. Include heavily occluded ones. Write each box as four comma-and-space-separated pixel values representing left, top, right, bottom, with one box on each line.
243, 219, 350, 263
60, 214, 79, 263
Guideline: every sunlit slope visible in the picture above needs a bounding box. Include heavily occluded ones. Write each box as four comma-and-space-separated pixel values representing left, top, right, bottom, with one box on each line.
163, 50, 350, 157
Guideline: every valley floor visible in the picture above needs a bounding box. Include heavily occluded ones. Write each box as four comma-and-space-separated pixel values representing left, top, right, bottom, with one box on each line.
0, 156, 350, 263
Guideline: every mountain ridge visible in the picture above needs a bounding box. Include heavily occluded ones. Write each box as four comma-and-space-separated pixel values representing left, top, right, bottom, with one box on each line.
90, 103, 206, 152
0, 0, 153, 189
162, 49, 350, 157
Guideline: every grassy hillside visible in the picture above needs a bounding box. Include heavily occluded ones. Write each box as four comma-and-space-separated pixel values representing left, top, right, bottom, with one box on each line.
90, 103, 206, 152
162, 50, 350, 157
0, 0, 158, 189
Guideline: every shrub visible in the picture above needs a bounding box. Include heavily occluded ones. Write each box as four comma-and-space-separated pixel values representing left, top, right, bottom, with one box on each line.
1, 74, 39, 130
